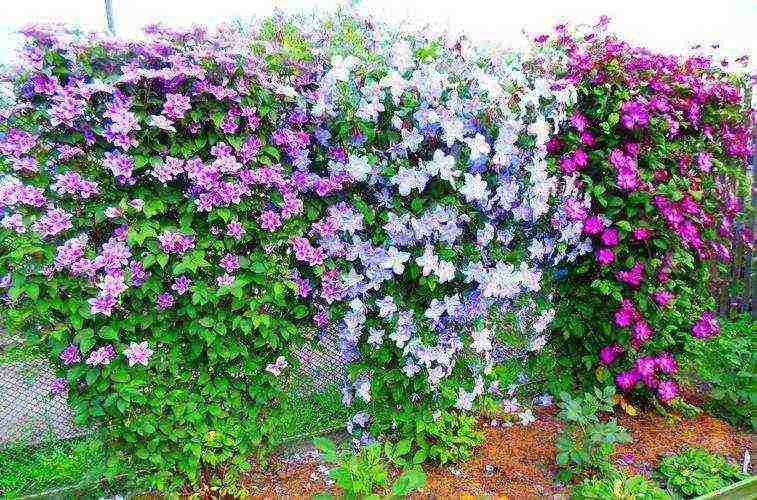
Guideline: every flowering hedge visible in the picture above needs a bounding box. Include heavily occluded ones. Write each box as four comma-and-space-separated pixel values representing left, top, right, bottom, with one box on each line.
544, 20, 752, 401
0, 10, 750, 493
0, 19, 329, 491
289, 13, 594, 465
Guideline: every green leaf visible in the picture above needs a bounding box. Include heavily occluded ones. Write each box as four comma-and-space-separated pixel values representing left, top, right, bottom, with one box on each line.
157, 252, 169, 268
99, 326, 119, 340
313, 437, 337, 462
394, 438, 412, 458
292, 305, 309, 319
391, 466, 427, 496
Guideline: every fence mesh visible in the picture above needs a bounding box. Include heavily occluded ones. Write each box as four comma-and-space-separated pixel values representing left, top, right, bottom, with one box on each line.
0, 326, 360, 498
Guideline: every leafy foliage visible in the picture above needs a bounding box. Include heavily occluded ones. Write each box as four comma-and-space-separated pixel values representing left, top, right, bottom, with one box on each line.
313, 437, 427, 498
655, 447, 746, 498
571, 469, 670, 500
0, 9, 750, 494
0, 435, 127, 498
0, 9, 590, 492
681, 314, 756, 430
554, 387, 632, 482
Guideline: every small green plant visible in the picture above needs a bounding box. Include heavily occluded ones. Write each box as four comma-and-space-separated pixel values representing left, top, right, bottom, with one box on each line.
313, 437, 426, 498
571, 468, 670, 499
655, 447, 746, 498
555, 386, 633, 482
682, 314, 756, 430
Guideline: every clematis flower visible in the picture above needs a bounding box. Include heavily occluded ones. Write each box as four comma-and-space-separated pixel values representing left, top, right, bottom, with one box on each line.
583, 214, 605, 235
60, 344, 80, 365
631, 227, 650, 241
156, 292, 175, 309
381, 247, 410, 275
599, 343, 623, 364
596, 247, 614, 265
265, 356, 288, 376
620, 100, 649, 129
652, 290, 674, 307
692, 310, 720, 338
616, 369, 639, 391
51, 378, 68, 395
657, 380, 678, 402
655, 352, 678, 374
601, 228, 619, 246
124, 341, 153, 367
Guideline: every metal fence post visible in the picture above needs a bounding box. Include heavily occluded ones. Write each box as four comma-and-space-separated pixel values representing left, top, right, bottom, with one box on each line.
105, 0, 116, 36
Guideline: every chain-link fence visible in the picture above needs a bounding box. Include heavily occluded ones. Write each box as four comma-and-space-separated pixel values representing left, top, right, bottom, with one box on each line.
0, 326, 359, 498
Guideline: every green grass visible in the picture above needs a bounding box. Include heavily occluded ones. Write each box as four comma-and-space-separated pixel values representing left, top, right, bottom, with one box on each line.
0, 434, 113, 498
0, 343, 44, 364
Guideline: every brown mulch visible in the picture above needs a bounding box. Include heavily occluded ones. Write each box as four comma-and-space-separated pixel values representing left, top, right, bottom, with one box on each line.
613, 412, 753, 478
237, 410, 752, 499
417, 412, 565, 498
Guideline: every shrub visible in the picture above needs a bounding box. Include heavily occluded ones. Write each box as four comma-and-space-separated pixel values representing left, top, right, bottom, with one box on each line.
0, 9, 587, 491
554, 386, 632, 482
1, 9, 749, 493
285, 12, 588, 464
0, 19, 325, 493
545, 20, 752, 402
313, 436, 427, 497
571, 470, 670, 499
681, 314, 756, 430
655, 447, 747, 498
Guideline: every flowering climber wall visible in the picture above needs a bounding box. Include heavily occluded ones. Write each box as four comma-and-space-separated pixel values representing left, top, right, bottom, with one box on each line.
544, 19, 752, 401
0, 10, 751, 493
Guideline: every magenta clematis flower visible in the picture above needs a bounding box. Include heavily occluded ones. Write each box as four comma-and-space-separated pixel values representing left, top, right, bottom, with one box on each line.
580, 130, 595, 145
620, 100, 649, 129
631, 320, 652, 344
655, 352, 678, 374
692, 310, 720, 338
652, 290, 674, 307
572, 149, 588, 168
559, 155, 577, 174
634, 356, 656, 378
583, 214, 605, 235
601, 228, 619, 246
616, 369, 639, 391
657, 380, 678, 402
599, 343, 623, 365
614, 299, 638, 327
596, 247, 614, 265
617, 261, 645, 287
570, 112, 589, 132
